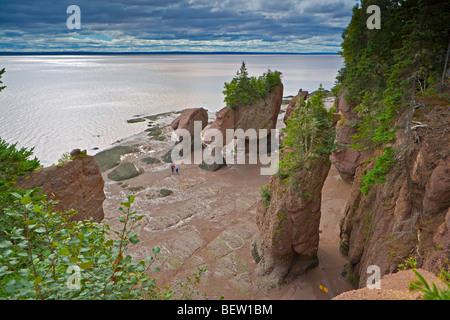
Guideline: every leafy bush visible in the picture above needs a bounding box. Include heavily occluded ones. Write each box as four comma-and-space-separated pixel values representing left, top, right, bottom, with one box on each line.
360, 147, 394, 195
0, 193, 169, 299
223, 62, 282, 109
0, 138, 41, 211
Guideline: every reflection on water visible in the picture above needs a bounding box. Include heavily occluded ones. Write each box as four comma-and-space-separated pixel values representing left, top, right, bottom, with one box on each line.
0, 54, 342, 166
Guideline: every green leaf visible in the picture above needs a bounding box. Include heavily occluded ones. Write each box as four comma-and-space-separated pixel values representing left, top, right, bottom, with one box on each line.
80, 261, 93, 270
34, 276, 43, 286
11, 192, 22, 199
59, 248, 70, 256
152, 246, 160, 255
20, 196, 32, 205
0, 240, 13, 248
34, 227, 46, 233
23, 219, 38, 225
33, 205, 42, 213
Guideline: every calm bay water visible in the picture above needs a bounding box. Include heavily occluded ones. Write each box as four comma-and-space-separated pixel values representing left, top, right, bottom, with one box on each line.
0, 54, 342, 166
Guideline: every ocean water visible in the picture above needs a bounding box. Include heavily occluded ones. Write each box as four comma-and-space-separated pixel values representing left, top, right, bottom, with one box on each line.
0, 54, 343, 166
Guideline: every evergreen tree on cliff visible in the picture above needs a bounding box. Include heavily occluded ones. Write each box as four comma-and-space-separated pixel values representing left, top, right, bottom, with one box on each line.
333, 0, 450, 193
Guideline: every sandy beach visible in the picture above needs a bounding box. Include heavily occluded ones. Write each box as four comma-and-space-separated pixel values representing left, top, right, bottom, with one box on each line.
98, 103, 354, 300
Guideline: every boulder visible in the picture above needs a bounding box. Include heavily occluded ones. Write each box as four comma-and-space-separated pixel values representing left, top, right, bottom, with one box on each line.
170, 107, 208, 143
15, 149, 105, 222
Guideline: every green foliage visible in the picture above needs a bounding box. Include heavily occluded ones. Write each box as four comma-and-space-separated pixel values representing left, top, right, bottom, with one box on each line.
360, 147, 394, 195
57, 152, 73, 166
279, 85, 336, 184
0, 68, 6, 93
259, 185, 272, 209
0, 137, 41, 211
334, 0, 449, 194
223, 61, 282, 109
174, 266, 208, 300
409, 269, 450, 300
0, 193, 167, 299
397, 256, 418, 271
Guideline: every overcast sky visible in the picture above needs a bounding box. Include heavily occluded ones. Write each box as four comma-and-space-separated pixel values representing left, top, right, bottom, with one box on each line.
0, 0, 360, 53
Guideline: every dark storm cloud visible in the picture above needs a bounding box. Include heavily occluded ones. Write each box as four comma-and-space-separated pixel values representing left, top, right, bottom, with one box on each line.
0, 0, 360, 52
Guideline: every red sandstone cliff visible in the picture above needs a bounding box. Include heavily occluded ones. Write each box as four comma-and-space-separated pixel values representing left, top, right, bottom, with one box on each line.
16, 149, 106, 222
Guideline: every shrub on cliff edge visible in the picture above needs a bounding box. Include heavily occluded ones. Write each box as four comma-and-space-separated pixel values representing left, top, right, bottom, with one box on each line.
223, 61, 282, 109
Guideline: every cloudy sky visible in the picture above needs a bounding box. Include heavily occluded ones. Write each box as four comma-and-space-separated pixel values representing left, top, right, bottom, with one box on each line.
0, 0, 360, 53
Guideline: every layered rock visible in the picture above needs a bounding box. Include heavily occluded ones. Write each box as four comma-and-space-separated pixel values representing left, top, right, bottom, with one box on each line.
331, 91, 370, 182
252, 155, 331, 284
337, 95, 450, 287
15, 149, 105, 222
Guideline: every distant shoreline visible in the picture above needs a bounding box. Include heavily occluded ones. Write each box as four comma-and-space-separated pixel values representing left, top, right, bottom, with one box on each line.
0, 52, 340, 56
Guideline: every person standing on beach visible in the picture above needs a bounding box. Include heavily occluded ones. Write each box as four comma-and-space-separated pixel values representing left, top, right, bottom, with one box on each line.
175, 165, 179, 174
171, 164, 175, 173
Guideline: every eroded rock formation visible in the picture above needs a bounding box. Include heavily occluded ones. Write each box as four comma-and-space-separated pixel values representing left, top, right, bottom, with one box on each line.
331, 91, 370, 182
337, 94, 450, 287
16, 149, 105, 222
252, 155, 331, 284
203, 83, 283, 147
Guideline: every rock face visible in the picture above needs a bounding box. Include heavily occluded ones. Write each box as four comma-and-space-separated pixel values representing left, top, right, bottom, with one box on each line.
203, 107, 235, 146
283, 89, 308, 123
170, 107, 208, 143
331, 92, 370, 182
15, 149, 105, 222
205, 83, 283, 147
337, 94, 450, 287
252, 154, 331, 284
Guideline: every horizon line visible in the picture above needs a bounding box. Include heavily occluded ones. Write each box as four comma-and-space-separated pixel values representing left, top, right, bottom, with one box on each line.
0, 51, 340, 56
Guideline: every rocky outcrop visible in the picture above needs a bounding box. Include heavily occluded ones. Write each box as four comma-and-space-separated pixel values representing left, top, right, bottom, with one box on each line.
331, 92, 370, 182
203, 107, 234, 146
15, 149, 105, 222
204, 83, 283, 147
252, 155, 331, 284
171, 107, 208, 143
337, 94, 450, 287
283, 89, 308, 123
